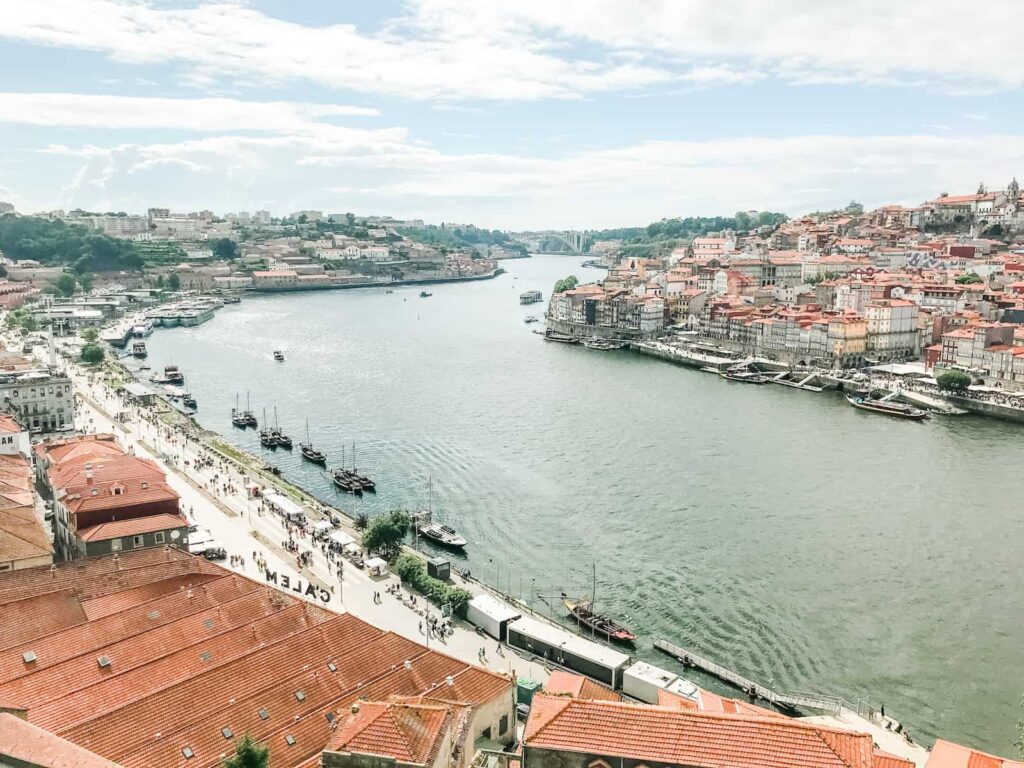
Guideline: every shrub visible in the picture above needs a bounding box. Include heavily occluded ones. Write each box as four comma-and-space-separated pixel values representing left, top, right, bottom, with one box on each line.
936, 370, 972, 393
394, 554, 472, 616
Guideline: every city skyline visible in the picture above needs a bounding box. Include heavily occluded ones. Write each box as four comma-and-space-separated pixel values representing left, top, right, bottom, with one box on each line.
1, 1, 1024, 228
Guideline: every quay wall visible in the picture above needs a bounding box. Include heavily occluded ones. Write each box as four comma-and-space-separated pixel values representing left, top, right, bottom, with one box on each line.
945, 395, 1024, 423
250, 268, 504, 293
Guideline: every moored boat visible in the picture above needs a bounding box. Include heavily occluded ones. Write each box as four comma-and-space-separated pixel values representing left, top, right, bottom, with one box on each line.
182, 393, 197, 409
562, 597, 637, 644
299, 420, 326, 464
845, 394, 930, 420
273, 350, 285, 361
131, 341, 148, 358
544, 330, 578, 344
420, 290, 432, 298
581, 337, 624, 351
415, 521, 467, 550
720, 369, 770, 384
162, 365, 184, 385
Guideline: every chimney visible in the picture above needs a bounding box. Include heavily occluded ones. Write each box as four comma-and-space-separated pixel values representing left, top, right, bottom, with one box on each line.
445, 676, 454, 687
350, 703, 360, 715
85, 470, 93, 485
403, 660, 412, 670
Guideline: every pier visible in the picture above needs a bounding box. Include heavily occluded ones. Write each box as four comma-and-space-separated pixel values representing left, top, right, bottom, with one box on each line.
653, 638, 843, 714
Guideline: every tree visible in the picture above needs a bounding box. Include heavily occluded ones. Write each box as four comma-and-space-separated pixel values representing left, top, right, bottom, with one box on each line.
77, 272, 94, 292
553, 275, 579, 294
52, 273, 78, 297
167, 273, 181, 291
955, 273, 983, 284
222, 734, 269, 768
80, 344, 104, 364
936, 370, 972, 393
361, 508, 410, 561
211, 238, 239, 260
81, 327, 99, 343
354, 513, 369, 532
155, 274, 165, 288
21, 315, 38, 332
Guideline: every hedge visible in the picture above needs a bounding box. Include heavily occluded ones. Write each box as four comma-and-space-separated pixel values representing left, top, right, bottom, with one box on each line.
394, 554, 472, 617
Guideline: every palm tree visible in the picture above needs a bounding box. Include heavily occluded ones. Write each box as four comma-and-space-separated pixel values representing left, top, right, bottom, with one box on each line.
354, 513, 369, 532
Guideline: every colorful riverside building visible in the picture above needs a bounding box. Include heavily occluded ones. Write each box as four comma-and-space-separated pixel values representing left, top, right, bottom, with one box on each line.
33, 433, 187, 561
0, 549, 515, 768
546, 283, 665, 340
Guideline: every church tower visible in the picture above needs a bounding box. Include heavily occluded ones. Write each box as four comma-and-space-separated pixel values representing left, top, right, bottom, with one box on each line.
1008, 176, 1020, 201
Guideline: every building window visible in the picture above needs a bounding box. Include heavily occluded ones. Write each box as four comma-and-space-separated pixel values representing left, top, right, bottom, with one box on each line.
499, 715, 509, 735
133, 535, 144, 548
111, 538, 122, 551
155, 531, 165, 544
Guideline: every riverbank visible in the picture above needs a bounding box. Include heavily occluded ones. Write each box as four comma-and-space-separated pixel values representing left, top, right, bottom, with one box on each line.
250, 267, 505, 292
128, 255, 1024, 755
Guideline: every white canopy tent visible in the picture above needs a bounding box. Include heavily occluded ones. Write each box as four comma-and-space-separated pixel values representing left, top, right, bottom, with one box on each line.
328, 530, 356, 548
365, 556, 388, 577
263, 491, 306, 521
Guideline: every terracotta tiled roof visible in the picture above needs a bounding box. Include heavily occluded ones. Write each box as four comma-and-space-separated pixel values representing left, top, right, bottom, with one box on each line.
874, 749, 916, 768
0, 504, 51, 564
326, 701, 451, 764
926, 739, 1024, 768
77, 513, 187, 542
0, 412, 22, 433
0, 713, 120, 768
524, 694, 875, 768
545, 671, 621, 702
0, 589, 87, 653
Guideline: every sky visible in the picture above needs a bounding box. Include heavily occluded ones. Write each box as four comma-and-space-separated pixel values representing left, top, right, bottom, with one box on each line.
1, 1, 1024, 230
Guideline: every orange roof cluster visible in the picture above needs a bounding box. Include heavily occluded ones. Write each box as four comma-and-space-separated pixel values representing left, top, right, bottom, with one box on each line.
326, 700, 452, 765
544, 671, 622, 702
0, 450, 49, 566
0, 713, 119, 768
0, 550, 513, 768
524, 694, 881, 768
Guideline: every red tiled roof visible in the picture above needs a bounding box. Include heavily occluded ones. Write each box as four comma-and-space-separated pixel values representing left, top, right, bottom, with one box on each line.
524, 694, 875, 768
926, 739, 1024, 768
874, 749, 916, 768
545, 671, 621, 702
0, 713, 119, 768
77, 514, 187, 542
326, 701, 450, 764
0, 504, 51, 564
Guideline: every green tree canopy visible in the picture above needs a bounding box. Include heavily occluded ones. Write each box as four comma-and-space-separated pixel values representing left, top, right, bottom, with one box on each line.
361, 508, 410, 561
167, 273, 181, 291
0, 216, 143, 273
81, 327, 99, 343
553, 275, 578, 294
52, 273, 78, 297
80, 344, 104, 364
936, 370, 972, 392
211, 238, 239, 260
221, 734, 269, 768
955, 273, 983, 285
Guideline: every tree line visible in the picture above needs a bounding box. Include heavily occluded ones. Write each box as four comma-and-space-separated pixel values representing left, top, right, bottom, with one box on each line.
0, 215, 143, 273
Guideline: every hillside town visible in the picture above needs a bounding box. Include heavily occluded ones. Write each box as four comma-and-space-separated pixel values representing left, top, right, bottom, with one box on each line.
1, 184, 1024, 768
546, 179, 1024, 397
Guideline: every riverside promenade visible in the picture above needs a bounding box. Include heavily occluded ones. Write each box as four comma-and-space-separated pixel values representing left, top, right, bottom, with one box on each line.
61, 355, 551, 685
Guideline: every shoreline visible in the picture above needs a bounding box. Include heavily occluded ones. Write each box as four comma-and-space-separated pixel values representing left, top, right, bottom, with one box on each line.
248, 266, 505, 293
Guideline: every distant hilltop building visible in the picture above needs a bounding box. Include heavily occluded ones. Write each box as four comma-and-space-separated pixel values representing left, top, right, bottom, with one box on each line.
910, 177, 1023, 233
0, 201, 14, 215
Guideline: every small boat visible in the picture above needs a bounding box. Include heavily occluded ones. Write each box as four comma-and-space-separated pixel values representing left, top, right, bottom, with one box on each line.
562, 563, 636, 644
544, 331, 579, 344
420, 290, 433, 298
271, 407, 292, 448
182, 394, 197, 409
416, 521, 467, 550
273, 350, 285, 362
162, 365, 184, 385
132, 320, 154, 337
299, 420, 326, 464
231, 394, 249, 427
331, 468, 363, 495
259, 408, 276, 447
845, 394, 930, 421
349, 443, 375, 492
563, 597, 637, 644
720, 369, 770, 384
131, 341, 148, 358
524, 315, 539, 324
581, 337, 624, 351
223, 295, 241, 304
385, 289, 394, 294
519, 290, 543, 305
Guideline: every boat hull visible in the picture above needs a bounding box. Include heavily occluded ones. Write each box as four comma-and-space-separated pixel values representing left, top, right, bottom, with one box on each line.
845, 396, 929, 420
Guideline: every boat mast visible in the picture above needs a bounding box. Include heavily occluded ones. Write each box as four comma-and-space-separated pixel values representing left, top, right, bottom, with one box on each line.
592, 562, 597, 637
305, 419, 311, 445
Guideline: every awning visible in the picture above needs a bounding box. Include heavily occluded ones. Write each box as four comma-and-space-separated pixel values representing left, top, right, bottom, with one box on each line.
313, 520, 332, 533
329, 530, 355, 547
263, 491, 305, 518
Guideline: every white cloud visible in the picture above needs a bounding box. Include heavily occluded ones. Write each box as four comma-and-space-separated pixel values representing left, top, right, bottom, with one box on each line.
0, 0, 1015, 101
963, 113, 989, 122
0, 93, 377, 134
30, 131, 1024, 229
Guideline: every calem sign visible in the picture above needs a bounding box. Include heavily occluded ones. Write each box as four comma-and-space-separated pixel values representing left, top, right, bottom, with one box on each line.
264, 569, 331, 603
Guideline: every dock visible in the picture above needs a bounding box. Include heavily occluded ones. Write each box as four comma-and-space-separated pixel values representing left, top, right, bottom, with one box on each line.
653, 638, 843, 714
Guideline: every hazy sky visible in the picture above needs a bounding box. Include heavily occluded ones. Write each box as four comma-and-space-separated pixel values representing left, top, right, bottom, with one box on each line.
1, 1, 1024, 229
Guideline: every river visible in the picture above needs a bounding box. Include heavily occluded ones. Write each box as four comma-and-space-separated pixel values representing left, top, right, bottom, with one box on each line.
142, 254, 1024, 753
